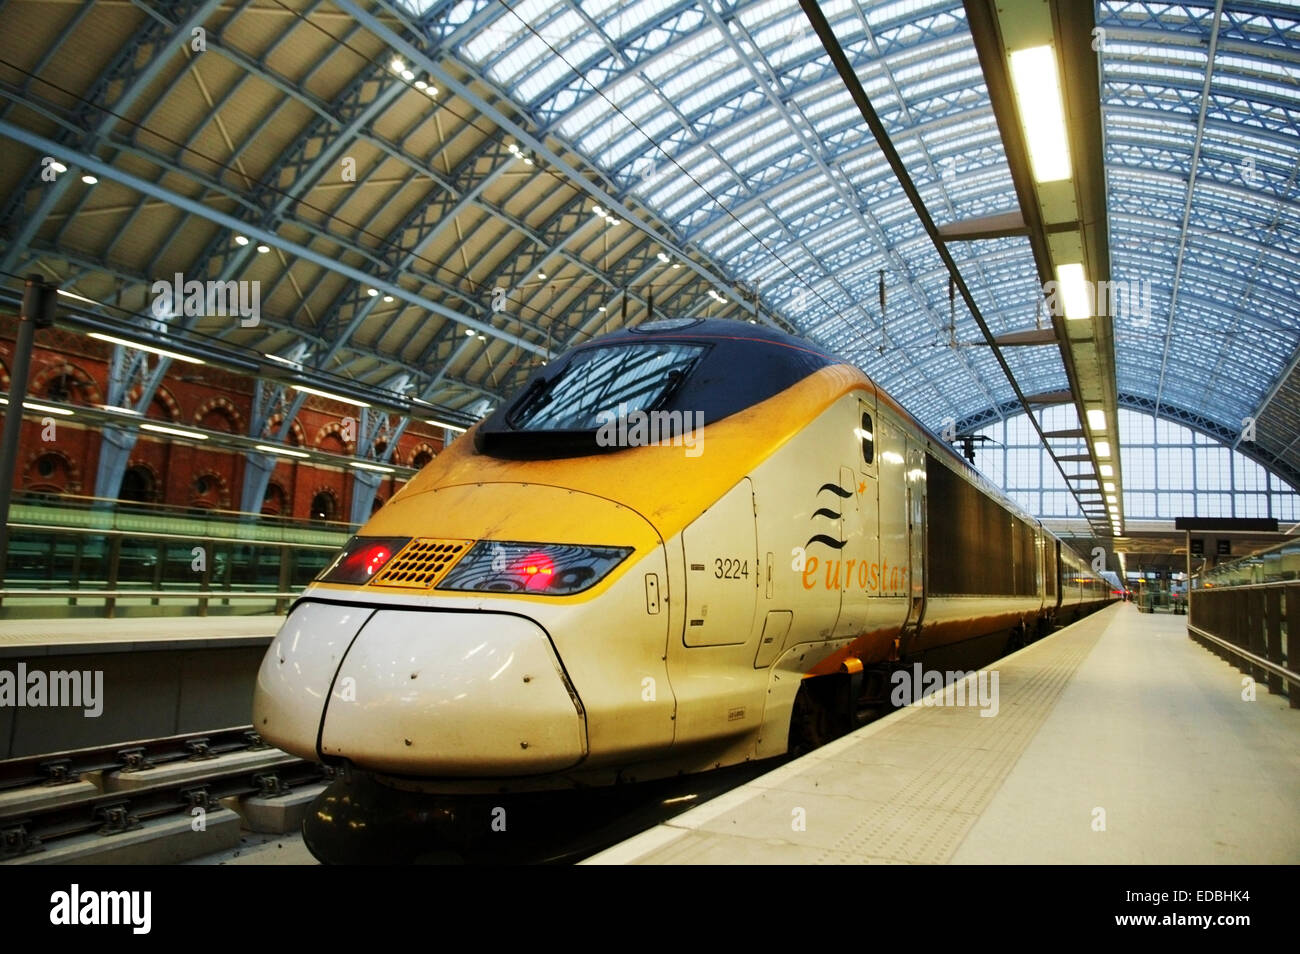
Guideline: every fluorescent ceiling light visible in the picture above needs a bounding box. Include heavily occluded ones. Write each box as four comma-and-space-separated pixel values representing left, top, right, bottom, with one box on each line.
1056, 263, 1091, 320
96, 404, 139, 415
1094, 441, 1111, 458
256, 443, 310, 459
56, 288, 99, 306
1100, 464, 1114, 477
0, 397, 74, 416
291, 384, 371, 408
1086, 408, 1107, 431
141, 422, 208, 440
350, 461, 394, 474
427, 418, 467, 433
1008, 45, 1072, 183
88, 332, 206, 365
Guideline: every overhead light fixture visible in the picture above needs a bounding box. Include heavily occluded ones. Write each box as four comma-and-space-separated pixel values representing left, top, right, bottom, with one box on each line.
234, 235, 250, 246
350, 461, 395, 474
401, 69, 415, 81
657, 252, 670, 263
95, 403, 140, 415
81, 174, 97, 185
592, 205, 606, 217
1086, 408, 1107, 431
415, 80, 428, 91
424, 85, 438, 97
523, 157, 534, 166
383, 295, 394, 303
255, 443, 310, 460
56, 288, 99, 306
1095, 440, 1111, 458
477, 334, 486, 342
49, 160, 67, 174
88, 332, 206, 365
141, 422, 208, 441
537, 272, 547, 280
1008, 44, 1072, 183
291, 384, 371, 408
0, 397, 74, 416
465, 329, 475, 336
427, 418, 467, 434
1057, 263, 1091, 320
390, 57, 405, 72
1100, 464, 1114, 477
672, 263, 681, 269
256, 244, 270, 254
598, 306, 607, 313
266, 353, 304, 369
367, 288, 379, 297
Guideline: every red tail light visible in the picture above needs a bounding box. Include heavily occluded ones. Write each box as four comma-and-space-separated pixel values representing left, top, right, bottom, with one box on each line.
517, 552, 556, 591
318, 536, 410, 585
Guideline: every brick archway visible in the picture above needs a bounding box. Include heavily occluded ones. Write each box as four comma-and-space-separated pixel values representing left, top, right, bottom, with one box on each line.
24, 448, 81, 493
127, 384, 181, 422
193, 395, 243, 432
408, 442, 437, 469
265, 414, 306, 447
314, 420, 355, 455
31, 360, 102, 405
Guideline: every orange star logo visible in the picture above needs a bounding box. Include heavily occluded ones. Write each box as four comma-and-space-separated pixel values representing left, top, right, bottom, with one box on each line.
858, 480, 867, 495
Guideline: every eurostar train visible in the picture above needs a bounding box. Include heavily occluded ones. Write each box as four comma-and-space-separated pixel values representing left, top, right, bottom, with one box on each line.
253, 318, 1111, 792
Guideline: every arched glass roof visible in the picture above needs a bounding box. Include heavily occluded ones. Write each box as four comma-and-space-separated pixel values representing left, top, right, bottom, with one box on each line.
1098, 1, 1300, 481
434, 0, 1056, 429
0, 0, 1296, 498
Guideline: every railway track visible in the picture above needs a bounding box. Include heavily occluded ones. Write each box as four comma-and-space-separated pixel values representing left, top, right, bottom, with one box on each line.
0, 726, 331, 861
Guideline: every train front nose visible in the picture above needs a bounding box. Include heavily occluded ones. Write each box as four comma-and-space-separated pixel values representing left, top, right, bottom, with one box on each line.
253, 601, 587, 776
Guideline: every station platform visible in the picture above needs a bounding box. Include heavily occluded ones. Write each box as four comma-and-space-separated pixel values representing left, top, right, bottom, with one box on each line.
0, 615, 281, 657
586, 603, 1300, 865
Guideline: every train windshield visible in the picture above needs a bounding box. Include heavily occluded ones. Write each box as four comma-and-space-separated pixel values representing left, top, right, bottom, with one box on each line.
505, 341, 706, 431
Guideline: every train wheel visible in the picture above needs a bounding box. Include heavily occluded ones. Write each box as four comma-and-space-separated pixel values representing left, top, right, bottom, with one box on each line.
787, 680, 842, 756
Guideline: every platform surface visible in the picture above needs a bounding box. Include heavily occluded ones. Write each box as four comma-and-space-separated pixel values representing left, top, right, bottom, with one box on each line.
586, 603, 1300, 864
0, 615, 282, 655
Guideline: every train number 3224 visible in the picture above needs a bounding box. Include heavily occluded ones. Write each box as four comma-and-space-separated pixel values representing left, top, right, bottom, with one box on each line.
714, 558, 749, 579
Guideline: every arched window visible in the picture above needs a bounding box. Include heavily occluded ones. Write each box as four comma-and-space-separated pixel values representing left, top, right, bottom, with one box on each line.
970, 407, 1300, 522
119, 465, 157, 503
262, 481, 288, 516
310, 490, 338, 522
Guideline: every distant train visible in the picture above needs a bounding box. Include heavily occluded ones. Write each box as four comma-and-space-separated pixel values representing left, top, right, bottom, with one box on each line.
253, 318, 1111, 792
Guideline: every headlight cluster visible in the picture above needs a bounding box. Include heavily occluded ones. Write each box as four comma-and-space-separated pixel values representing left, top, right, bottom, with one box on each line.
316, 537, 631, 595
437, 541, 633, 595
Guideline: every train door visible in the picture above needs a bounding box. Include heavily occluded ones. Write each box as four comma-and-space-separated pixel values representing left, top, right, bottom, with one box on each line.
874, 415, 912, 643
672, 477, 765, 746
837, 397, 879, 638
903, 437, 926, 631
681, 477, 759, 647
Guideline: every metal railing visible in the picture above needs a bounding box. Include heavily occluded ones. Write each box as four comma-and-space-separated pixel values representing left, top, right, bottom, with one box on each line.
1189, 537, 1298, 708
0, 501, 350, 617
